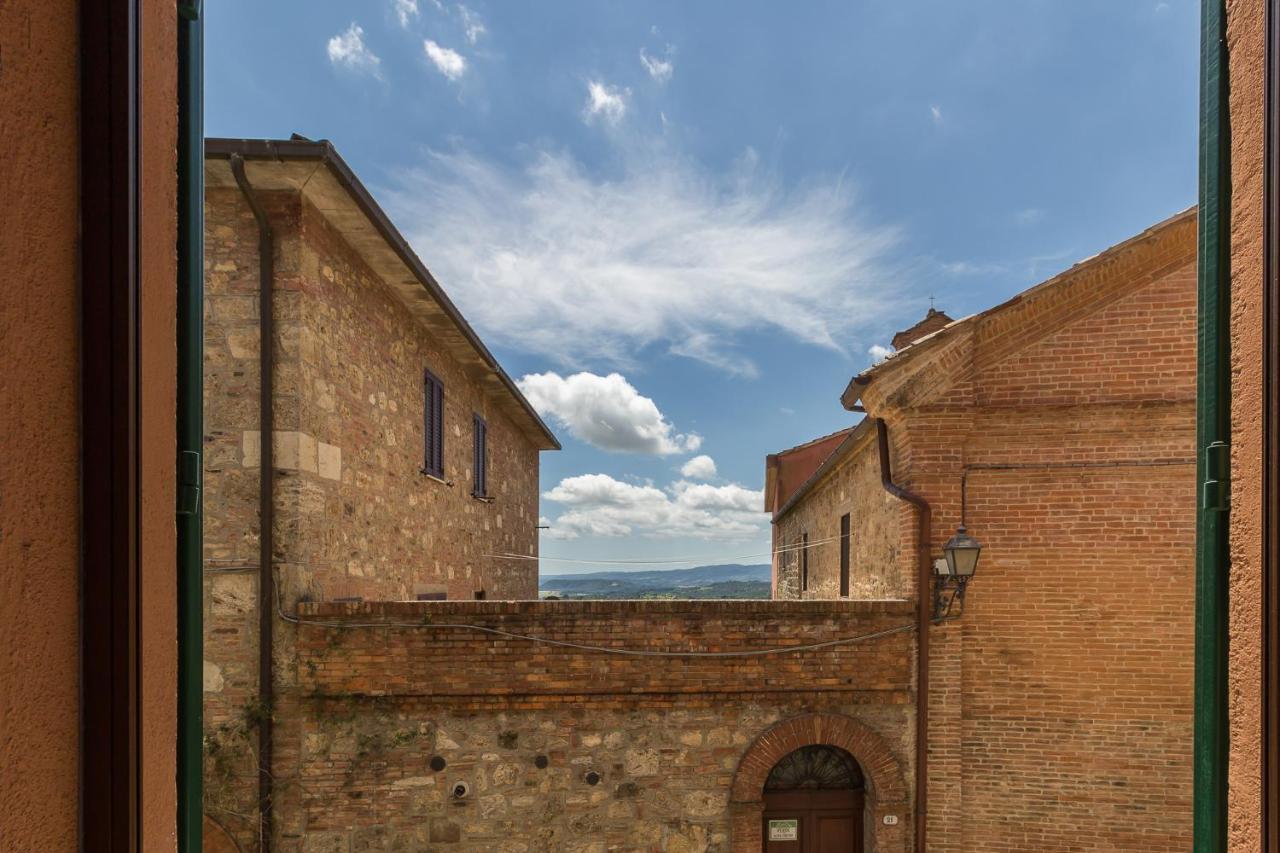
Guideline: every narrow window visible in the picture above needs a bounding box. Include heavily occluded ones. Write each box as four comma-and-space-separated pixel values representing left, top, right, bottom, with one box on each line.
423, 370, 444, 478
472, 413, 488, 498
801, 532, 809, 592
840, 513, 851, 597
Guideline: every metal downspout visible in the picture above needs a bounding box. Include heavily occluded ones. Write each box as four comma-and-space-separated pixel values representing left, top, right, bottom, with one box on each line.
176, 2, 204, 850
875, 418, 931, 853
229, 154, 275, 852
1193, 0, 1231, 847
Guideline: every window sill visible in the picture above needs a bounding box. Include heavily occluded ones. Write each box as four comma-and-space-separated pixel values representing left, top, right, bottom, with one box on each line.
420, 470, 452, 487
472, 494, 494, 504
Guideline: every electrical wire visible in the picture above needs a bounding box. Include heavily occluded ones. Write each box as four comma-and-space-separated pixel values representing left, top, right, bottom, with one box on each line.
486, 530, 847, 566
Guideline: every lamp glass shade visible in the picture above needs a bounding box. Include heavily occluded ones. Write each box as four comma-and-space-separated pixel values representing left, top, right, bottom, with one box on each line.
943, 526, 981, 577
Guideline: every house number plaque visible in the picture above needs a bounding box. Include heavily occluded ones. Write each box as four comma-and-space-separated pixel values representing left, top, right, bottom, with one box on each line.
768, 819, 799, 841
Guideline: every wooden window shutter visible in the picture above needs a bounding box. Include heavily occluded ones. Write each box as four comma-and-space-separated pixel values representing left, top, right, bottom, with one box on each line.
424, 371, 444, 478
473, 414, 487, 497
839, 513, 851, 597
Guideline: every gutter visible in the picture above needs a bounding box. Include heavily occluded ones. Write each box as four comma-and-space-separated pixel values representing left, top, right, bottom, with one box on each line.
1193, 0, 1230, 849
229, 154, 276, 852
204, 138, 560, 451
874, 418, 931, 853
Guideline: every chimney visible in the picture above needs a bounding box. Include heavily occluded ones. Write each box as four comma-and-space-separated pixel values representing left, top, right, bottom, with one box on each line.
891, 307, 953, 351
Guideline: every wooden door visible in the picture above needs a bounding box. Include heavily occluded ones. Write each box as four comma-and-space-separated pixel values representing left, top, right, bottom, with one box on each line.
762, 789, 863, 853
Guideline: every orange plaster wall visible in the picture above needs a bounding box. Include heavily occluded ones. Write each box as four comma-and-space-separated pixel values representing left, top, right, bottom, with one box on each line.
140, 0, 179, 847
0, 1, 179, 850
1227, 0, 1265, 849
0, 1, 84, 849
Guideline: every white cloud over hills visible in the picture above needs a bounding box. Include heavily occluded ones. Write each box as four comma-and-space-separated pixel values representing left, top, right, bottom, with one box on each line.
542, 473, 764, 540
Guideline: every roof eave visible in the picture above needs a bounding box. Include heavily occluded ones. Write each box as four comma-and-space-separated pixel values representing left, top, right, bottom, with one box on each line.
205, 137, 561, 451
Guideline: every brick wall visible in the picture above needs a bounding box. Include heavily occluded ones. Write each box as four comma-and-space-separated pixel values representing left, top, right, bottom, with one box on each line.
202, 185, 545, 847
285, 599, 918, 852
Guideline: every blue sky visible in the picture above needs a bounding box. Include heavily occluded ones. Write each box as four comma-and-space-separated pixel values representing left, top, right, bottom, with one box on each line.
207, 0, 1198, 572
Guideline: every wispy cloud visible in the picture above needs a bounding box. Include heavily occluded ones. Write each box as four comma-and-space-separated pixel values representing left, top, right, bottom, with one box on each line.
385, 145, 901, 375
542, 473, 765, 540
584, 80, 629, 125
517, 371, 701, 455
1014, 207, 1046, 227
423, 39, 466, 80
457, 5, 487, 44
930, 105, 943, 124
327, 24, 382, 77
393, 0, 419, 28
640, 47, 675, 84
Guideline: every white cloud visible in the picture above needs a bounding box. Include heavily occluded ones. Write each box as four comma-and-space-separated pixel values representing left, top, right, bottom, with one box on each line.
517, 371, 700, 455
458, 5, 487, 44
423, 39, 467, 80
385, 145, 900, 375
930, 105, 943, 124
542, 473, 765, 540
584, 80, 629, 125
868, 344, 892, 364
680, 455, 717, 480
327, 24, 382, 76
640, 48, 674, 84
393, 0, 419, 27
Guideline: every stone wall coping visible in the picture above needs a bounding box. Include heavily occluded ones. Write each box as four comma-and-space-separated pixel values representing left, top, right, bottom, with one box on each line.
297, 597, 915, 619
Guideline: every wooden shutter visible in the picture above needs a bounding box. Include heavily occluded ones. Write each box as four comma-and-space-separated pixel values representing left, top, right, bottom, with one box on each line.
839, 513, 851, 597
473, 414, 487, 497
424, 371, 444, 478
801, 532, 809, 592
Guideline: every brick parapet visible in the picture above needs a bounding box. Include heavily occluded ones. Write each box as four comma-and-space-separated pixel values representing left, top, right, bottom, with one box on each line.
296, 599, 916, 702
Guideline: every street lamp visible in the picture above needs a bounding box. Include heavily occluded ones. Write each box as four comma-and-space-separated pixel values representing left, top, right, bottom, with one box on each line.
933, 524, 982, 621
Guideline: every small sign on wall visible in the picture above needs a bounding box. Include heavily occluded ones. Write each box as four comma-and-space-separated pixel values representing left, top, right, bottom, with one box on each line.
768, 819, 799, 841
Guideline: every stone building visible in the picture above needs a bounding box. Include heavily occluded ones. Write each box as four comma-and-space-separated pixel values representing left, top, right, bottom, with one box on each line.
200, 138, 559, 849
768, 208, 1198, 850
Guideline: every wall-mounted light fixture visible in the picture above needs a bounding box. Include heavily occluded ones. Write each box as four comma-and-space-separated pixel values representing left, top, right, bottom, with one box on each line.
933, 524, 981, 621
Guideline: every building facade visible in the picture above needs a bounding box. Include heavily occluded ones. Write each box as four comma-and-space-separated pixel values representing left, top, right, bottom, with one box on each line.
769, 208, 1199, 851
200, 139, 558, 849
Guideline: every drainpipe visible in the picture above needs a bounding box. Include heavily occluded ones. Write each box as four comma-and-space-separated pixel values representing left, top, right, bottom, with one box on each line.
176, 2, 204, 850
229, 153, 275, 852
875, 418, 931, 853
1193, 0, 1231, 847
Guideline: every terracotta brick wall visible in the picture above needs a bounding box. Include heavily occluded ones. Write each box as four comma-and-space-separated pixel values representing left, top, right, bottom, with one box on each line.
287, 599, 918, 852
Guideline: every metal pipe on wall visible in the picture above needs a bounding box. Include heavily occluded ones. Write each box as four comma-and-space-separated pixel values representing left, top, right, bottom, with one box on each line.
875, 418, 931, 853
229, 153, 276, 852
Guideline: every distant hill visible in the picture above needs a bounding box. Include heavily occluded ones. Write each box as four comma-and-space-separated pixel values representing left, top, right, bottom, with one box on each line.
539, 563, 771, 600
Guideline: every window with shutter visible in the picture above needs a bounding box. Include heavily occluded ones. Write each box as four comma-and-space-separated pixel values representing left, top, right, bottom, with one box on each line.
839, 513, 851, 597
423, 370, 444, 478
472, 413, 488, 498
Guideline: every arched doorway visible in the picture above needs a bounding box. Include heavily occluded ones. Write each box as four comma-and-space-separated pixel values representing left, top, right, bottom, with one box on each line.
761, 745, 865, 852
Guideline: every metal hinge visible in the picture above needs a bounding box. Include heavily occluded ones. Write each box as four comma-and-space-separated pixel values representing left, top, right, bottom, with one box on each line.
1202, 440, 1230, 512
177, 450, 202, 516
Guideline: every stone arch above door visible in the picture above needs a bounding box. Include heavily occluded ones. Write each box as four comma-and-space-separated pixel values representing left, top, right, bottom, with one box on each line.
729, 713, 910, 853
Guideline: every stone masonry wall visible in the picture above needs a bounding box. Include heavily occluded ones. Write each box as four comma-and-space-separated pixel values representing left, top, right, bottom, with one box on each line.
201, 186, 545, 849
289, 599, 919, 852
774, 436, 903, 601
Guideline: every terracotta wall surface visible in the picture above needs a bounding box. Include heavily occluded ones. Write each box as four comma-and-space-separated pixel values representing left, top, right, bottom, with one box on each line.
1227, 0, 1265, 848
140, 0, 179, 845
0, 1, 82, 848
0, 1, 178, 849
